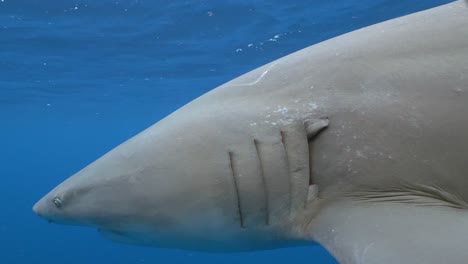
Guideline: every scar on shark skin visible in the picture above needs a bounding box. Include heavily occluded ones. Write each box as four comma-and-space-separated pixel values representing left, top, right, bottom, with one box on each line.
226, 62, 278, 87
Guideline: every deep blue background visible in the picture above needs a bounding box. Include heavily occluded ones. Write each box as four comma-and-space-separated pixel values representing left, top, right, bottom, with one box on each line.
0, 0, 455, 263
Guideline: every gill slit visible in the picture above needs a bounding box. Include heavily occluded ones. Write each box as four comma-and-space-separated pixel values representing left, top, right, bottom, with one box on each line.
254, 139, 270, 226
280, 130, 293, 216
228, 151, 245, 228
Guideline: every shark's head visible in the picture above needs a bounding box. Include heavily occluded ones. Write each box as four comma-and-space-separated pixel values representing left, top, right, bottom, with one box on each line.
32, 104, 315, 251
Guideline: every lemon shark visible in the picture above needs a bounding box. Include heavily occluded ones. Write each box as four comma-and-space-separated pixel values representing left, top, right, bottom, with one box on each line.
33, 1, 468, 263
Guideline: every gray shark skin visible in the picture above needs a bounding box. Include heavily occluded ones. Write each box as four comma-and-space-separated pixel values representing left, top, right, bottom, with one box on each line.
34, 1, 468, 263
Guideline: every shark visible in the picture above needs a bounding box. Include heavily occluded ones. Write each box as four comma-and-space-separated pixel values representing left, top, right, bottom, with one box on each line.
33, 1, 468, 263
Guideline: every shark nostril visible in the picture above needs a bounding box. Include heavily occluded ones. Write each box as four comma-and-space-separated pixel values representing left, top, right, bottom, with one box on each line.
52, 197, 63, 208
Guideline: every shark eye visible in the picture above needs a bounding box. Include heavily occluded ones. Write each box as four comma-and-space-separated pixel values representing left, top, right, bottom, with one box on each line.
52, 197, 63, 208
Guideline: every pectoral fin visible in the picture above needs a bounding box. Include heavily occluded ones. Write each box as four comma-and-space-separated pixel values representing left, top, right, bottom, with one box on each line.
309, 201, 468, 264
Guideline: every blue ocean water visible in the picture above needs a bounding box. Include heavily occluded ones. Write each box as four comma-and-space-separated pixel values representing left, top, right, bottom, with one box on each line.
0, 0, 454, 263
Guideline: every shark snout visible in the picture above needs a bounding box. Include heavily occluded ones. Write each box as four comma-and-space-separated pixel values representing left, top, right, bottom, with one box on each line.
32, 201, 40, 216
32, 194, 60, 223
32, 197, 49, 220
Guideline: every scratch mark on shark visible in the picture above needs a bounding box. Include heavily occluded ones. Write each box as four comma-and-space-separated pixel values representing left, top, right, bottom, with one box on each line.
227, 62, 278, 87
